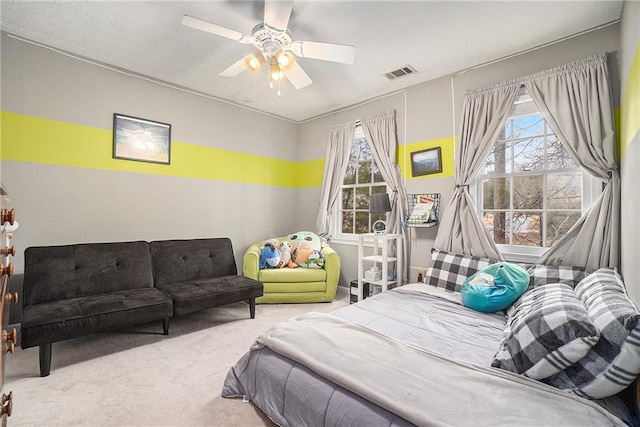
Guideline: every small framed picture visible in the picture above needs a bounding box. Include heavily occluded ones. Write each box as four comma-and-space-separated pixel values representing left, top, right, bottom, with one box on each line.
113, 113, 171, 164
410, 147, 442, 177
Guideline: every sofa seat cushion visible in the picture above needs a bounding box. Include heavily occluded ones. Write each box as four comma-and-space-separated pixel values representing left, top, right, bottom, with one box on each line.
258, 268, 326, 283
263, 281, 327, 294
157, 275, 263, 316
21, 288, 173, 348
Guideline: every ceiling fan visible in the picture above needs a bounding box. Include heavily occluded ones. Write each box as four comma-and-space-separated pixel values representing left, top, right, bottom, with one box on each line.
181, 0, 355, 93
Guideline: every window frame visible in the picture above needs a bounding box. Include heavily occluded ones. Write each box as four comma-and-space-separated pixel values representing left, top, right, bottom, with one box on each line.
472, 172, 600, 263
331, 126, 389, 244
471, 91, 602, 263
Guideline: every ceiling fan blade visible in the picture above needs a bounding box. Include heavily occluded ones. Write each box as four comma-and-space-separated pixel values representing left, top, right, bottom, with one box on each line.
219, 58, 248, 77
283, 61, 312, 89
181, 15, 252, 44
291, 41, 355, 64
264, 0, 293, 32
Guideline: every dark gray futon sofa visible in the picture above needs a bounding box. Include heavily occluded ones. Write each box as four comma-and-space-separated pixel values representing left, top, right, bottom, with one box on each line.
21, 238, 262, 376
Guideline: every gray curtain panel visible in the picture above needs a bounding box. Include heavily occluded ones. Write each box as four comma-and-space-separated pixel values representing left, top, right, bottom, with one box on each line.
526, 53, 619, 269
436, 53, 617, 269
434, 81, 520, 259
361, 110, 410, 281
315, 123, 355, 235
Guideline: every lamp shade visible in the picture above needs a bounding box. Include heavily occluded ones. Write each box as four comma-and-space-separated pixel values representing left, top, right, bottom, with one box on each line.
270, 60, 283, 82
275, 50, 295, 71
370, 193, 391, 213
244, 54, 264, 74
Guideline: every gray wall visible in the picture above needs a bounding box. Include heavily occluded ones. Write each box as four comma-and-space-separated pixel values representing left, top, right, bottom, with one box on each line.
298, 24, 620, 288
620, 0, 640, 305
1, 34, 298, 273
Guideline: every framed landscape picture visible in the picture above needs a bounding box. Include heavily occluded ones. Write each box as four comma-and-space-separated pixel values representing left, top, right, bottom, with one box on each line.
411, 147, 442, 177
113, 113, 171, 164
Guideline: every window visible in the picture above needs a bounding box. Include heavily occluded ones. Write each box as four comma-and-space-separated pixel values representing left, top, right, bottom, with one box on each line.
476, 87, 599, 260
337, 126, 388, 238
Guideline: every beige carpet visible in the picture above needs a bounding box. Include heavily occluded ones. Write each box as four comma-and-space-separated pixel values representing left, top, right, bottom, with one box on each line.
5, 289, 350, 426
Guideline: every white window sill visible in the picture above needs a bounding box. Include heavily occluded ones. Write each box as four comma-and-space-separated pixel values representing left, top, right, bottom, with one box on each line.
499, 249, 543, 265
331, 234, 395, 247
329, 236, 358, 246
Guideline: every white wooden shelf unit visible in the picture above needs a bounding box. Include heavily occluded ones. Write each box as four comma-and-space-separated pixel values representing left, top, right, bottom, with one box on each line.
356, 233, 403, 302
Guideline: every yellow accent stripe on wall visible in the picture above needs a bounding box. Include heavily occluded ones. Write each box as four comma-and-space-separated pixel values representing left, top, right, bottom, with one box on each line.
620, 43, 640, 160
399, 137, 455, 179
0, 112, 456, 188
294, 158, 325, 188
0, 111, 298, 187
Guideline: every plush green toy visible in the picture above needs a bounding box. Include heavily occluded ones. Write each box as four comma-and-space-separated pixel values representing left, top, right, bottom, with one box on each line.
288, 231, 323, 268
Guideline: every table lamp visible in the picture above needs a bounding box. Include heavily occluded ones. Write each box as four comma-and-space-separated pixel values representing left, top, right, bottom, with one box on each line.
369, 193, 391, 234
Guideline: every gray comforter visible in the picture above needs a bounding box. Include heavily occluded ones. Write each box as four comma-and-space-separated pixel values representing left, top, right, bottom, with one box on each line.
222, 285, 626, 426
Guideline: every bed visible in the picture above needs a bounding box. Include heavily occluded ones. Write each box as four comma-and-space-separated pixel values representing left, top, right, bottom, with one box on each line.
222, 250, 640, 426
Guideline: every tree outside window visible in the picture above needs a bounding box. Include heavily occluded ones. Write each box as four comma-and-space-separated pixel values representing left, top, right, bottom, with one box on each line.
479, 88, 583, 253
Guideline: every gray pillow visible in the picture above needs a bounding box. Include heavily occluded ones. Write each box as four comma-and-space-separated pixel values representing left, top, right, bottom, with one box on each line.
425, 249, 497, 293
546, 268, 640, 399
492, 283, 599, 379
526, 264, 588, 289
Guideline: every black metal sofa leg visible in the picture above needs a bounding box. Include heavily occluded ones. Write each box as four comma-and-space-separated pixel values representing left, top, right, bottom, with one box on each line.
39, 343, 52, 377
249, 298, 256, 319
162, 318, 170, 335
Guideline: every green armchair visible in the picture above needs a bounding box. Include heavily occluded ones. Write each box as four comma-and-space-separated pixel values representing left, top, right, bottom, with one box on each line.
243, 237, 341, 303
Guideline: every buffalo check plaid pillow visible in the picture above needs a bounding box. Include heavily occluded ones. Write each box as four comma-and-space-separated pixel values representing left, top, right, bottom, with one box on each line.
492, 283, 599, 380
425, 249, 497, 292
546, 268, 640, 399
526, 264, 588, 289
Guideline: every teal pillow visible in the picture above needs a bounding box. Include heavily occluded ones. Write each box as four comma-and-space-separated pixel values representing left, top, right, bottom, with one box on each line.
461, 262, 530, 312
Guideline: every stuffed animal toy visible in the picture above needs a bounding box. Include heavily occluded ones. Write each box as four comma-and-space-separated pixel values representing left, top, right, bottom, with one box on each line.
277, 241, 297, 268
259, 240, 281, 269
288, 231, 323, 268
264, 238, 279, 248
303, 249, 325, 269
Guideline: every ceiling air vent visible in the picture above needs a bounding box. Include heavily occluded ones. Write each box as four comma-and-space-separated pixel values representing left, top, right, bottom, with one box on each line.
383, 65, 417, 81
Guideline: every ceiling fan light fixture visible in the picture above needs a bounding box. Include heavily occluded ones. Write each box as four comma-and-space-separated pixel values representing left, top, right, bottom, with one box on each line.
244, 53, 265, 73
275, 50, 295, 71
270, 60, 284, 83
183, 2, 358, 94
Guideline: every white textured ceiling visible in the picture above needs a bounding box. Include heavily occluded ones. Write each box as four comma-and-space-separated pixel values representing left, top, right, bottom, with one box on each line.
0, 1, 623, 122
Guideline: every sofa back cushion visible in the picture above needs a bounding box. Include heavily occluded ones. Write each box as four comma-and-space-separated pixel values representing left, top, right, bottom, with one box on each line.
24, 241, 154, 306
150, 238, 237, 287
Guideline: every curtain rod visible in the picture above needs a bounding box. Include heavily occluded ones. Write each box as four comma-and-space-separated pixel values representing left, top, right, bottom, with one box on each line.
449, 19, 618, 142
